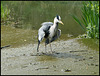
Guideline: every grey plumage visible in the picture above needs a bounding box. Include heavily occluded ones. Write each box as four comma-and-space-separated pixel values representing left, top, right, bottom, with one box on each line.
41, 22, 53, 26
38, 22, 52, 41
50, 29, 61, 43
37, 15, 64, 53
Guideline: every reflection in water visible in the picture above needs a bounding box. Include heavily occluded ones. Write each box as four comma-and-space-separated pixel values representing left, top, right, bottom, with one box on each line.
36, 54, 58, 61
36, 52, 83, 61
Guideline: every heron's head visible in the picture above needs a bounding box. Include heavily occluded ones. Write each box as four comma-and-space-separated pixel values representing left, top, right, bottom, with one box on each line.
54, 15, 64, 25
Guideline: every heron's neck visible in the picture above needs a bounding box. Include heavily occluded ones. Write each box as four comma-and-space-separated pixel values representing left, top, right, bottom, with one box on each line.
53, 21, 58, 28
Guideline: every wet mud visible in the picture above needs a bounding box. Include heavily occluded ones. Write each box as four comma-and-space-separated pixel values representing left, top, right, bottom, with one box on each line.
1, 38, 99, 75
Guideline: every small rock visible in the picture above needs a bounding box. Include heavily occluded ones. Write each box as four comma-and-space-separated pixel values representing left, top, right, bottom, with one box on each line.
33, 63, 38, 65
29, 63, 32, 65
61, 69, 71, 72
91, 63, 94, 66
35, 68, 39, 70
35, 66, 49, 70
30, 53, 34, 56
55, 52, 60, 54
65, 69, 71, 72
78, 58, 85, 61
52, 65, 56, 68
89, 56, 93, 59
79, 59, 83, 61
93, 72, 96, 74
23, 54, 26, 56
95, 64, 98, 66
61, 69, 64, 72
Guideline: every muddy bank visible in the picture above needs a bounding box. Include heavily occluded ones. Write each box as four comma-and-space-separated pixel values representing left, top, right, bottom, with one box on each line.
1, 38, 99, 75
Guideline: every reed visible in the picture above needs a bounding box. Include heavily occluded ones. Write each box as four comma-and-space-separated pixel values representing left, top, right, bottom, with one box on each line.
72, 1, 99, 39
1, 3, 11, 23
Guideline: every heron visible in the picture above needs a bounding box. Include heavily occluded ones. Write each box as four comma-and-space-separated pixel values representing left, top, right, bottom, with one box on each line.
37, 15, 64, 53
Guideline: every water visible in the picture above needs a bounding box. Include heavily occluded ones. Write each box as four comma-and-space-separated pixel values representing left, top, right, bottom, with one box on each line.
1, 2, 99, 75
2, 1, 85, 37
2, 1, 99, 51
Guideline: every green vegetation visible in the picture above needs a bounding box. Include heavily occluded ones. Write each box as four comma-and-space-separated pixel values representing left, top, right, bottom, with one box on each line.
1, 3, 11, 23
72, 1, 99, 39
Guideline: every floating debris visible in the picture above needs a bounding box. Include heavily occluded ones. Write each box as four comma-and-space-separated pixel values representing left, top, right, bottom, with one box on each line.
55, 52, 60, 54
70, 50, 87, 53
23, 54, 26, 56
52, 65, 56, 68
89, 56, 93, 59
79, 58, 86, 61
95, 64, 98, 66
61, 69, 71, 72
33, 63, 38, 65
35, 66, 49, 70
64, 69, 71, 72
91, 63, 94, 66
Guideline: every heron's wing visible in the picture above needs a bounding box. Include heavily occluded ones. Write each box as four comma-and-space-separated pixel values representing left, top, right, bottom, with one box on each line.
40, 22, 53, 34
49, 29, 61, 44
41, 22, 53, 26
38, 23, 51, 42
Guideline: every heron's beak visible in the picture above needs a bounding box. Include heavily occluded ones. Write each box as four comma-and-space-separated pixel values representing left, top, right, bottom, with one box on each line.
59, 21, 64, 25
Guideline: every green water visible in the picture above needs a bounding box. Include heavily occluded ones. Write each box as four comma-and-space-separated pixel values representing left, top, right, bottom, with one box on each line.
78, 38, 99, 51
2, 1, 85, 37
1, 1, 99, 53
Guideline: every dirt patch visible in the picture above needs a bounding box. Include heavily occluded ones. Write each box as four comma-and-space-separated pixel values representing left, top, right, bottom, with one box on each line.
1, 38, 99, 75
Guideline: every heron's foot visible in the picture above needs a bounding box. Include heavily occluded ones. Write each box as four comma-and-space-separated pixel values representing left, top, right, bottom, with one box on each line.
41, 51, 48, 55
48, 51, 56, 54
41, 51, 56, 55
52, 51, 56, 54
36, 52, 41, 56
52, 51, 56, 53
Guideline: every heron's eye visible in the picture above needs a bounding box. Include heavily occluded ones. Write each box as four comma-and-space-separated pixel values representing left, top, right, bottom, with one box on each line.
56, 15, 59, 20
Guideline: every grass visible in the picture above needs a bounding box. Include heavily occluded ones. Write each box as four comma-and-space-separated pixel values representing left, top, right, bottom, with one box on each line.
72, 1, 99, 39
1, 25, 37, 48
1, 3, 11, 23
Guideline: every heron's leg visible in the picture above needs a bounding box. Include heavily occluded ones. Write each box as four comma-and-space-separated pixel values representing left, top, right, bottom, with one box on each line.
45, 43, 47, 53
37, 40, 40, 53
50, 43, 53, 53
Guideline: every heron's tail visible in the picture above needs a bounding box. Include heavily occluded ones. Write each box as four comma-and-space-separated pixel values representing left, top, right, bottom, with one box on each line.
37, 40, 40, 52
